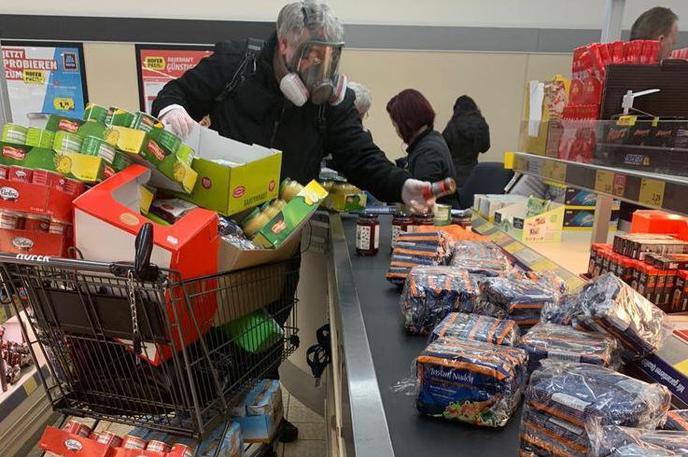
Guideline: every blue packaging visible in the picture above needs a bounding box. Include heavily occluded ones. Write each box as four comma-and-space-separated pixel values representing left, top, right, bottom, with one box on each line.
232, 380, 283, 443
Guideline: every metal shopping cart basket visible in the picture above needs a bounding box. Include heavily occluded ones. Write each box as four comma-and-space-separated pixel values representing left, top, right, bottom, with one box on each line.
0, 224, 300, 440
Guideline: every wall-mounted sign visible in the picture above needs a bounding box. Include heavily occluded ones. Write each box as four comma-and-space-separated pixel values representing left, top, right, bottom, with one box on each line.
1, 41, 88, 123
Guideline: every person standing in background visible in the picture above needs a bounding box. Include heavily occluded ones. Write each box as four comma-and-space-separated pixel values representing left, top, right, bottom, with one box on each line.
442, 95, 490, 188
387, 89, 458, 207
631, 6, 679, 60
348, 81, 372, 124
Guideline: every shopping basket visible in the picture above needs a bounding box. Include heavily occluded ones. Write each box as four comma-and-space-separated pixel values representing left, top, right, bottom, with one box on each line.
0, 224, 300, 439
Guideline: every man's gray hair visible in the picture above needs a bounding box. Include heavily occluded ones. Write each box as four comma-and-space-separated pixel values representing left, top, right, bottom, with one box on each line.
277, 0, 344, 45
348, 81, 372, 116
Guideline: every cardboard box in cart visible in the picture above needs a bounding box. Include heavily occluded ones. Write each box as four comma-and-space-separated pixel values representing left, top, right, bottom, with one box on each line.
73, 165, 302, 364
183, 124, 282, 216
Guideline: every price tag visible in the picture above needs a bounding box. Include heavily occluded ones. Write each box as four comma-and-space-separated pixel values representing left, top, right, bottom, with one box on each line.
639, 178, 666, 207
531, 258, 558, 272
617, 115, 637, 126
514, 156, 528, 173
595, 170, 615, 194
23, 374, 37, 396
551, 161, 567, 182
503, 242, 524, 254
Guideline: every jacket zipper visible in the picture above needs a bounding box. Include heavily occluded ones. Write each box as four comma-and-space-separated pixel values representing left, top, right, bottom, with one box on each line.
270, 101, 286, 149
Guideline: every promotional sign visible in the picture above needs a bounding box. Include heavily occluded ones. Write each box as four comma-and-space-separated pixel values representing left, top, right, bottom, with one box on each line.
1, 41, 87, 123
135, 45, 213, 113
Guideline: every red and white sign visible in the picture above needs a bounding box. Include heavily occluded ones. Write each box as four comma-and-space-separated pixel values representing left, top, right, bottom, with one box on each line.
136, 46, 213, 113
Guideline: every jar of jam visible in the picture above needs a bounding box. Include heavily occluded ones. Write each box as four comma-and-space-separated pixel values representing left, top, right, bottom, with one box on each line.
391, 211, 413, 251
356, 213, 380, 256
280, 178, 304, 202
241, 207, 271, 238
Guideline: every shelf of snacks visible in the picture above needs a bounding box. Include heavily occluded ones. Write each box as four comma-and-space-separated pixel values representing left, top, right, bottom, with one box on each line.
507, 150, 688, 217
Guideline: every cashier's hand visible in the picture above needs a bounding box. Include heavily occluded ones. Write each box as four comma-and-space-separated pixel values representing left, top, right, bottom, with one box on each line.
402, 179, 435, 214
160, 106, 196, 138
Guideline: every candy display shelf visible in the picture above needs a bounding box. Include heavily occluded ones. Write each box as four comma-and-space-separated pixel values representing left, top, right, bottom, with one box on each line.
507, 152, 688, 216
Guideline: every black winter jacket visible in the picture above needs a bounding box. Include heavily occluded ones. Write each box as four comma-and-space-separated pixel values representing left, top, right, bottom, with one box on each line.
406, 129, 458, 207
442, 112, 490, 186
152, 33, 409, 202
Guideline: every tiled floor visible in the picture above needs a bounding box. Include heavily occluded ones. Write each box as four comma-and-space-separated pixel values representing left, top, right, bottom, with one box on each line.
277, 387, 327, 457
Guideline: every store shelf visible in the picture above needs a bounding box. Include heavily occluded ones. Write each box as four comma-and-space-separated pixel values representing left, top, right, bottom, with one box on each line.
508, 151, 688, 216
471, 214, 586, 290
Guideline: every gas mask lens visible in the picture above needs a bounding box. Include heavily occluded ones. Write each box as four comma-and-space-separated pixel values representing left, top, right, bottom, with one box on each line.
294, 41, 343, 104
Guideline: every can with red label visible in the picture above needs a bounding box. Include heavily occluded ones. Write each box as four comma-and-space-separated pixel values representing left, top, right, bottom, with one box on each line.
31, 169, 51, 186
25, 215, 50, 232
0, 211, 20, 229
170, 443, 194, 457
62, 419, 92, 438
0, 165, 9, 180
94, 431, 123, 447
8, 166, 32, 183
49, 219, 68, 235
146, 440, 171, 453
121, 435, 147, 450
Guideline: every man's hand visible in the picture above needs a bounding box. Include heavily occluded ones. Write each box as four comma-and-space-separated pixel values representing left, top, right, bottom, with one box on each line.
402, 178, 435, 214
160, 106, 196, 138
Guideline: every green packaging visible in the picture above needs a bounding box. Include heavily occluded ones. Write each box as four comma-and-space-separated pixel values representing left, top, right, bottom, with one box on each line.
105, 107, 136, 128
81, 136, 116, 164
131, 112, 164, 133
148, 127, 182, 155
1, 124, 28, 145
25, 128, 55, 149
83, 103, 109, 123
111, 150, 133, 172
53, 131, 83, 154
176, 143, 195, 166
222, 310, 283, 353
44, 115, 119, 146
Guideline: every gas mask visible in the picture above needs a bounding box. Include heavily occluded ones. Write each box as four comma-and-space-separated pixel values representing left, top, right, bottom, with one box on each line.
280, 40, 347, 107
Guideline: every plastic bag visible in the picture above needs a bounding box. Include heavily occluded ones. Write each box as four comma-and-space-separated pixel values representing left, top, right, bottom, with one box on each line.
573, 273, 669, 359
415, 336, 528, 428
386, 232, 449, 285
520, 403, 590, 457
526, 361, 671, 430
429, 312, 519, 346
518, 322, 620, 374
477, 276, 560, 329
449, 240, 511, 277
589, 424, 688, 457
400, 266, 467, 335
540, 293, 582, 326
665, 410, 688, 431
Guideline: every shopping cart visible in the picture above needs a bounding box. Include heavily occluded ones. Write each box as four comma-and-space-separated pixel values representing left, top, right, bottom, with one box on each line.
0, 223, 300, 448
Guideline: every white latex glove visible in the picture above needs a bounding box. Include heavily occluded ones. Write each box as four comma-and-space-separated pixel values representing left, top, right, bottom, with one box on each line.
160, 106, 196, 138
402, 178, 435, 214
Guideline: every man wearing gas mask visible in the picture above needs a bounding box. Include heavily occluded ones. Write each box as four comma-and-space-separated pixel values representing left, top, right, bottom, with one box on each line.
151, 1, 434, 445
152, 0, 432, 211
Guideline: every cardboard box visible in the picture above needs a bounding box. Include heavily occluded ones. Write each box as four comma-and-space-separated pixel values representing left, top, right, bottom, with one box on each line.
73, 165, 219, 365
494, 197, 565, 242
0, 142, 104, 183
0, 229, 68, 257
39, 427, 112, 457
254, 180, 327, 249
111, 126, 197, 193
196, 421, 243, 457
473, 194, 526, 221
183, 125, 282, 216
232, 380, 283, 443
0, 171, 82, 221
563, 207, 620, 230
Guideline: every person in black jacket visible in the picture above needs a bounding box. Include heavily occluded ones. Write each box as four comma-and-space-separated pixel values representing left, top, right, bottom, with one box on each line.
442, 95, 490, 188
152, 1, 435, 445
152, 1, 432, 211
386, 89, 458, 207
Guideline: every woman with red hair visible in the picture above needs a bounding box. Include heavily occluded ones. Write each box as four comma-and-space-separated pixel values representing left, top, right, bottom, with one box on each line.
387, 89, 458, 207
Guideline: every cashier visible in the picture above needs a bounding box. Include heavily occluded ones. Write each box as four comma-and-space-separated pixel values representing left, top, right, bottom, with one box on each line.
152, 0, 434, 213
630, 6, 679, 60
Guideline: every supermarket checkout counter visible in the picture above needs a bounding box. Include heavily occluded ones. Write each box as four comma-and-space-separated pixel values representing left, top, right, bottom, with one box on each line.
326, 213, 520, 457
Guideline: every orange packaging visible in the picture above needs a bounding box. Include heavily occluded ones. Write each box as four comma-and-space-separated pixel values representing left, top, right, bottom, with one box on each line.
631, 210, 688, 237
415, 224, 487, 242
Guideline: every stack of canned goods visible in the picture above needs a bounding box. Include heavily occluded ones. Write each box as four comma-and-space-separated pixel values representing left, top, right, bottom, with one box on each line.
81, 135, 116, 164
0, 210, 69, 234
61, 420, 194, 455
